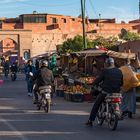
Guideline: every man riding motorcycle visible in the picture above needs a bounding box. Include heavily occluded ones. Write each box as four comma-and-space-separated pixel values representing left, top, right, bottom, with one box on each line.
10, 62, 18, 81
11, 62, 18, 73
4, 60, 10, 78
33, 60, 54, 104
86, 57, 123, 126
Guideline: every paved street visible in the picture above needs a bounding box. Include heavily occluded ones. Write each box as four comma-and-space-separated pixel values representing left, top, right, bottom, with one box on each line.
0, 74, 140, 140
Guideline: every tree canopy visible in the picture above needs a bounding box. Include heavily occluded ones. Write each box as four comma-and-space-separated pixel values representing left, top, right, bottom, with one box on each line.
92, 36, 119, 50
59, 35, 93, 54
119, 28, 140, 41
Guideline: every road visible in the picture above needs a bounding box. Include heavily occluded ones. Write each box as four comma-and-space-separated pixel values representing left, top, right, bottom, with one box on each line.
0, 74, 140, 140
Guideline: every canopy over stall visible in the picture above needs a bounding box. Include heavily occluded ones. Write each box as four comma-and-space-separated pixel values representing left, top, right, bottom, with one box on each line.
107, 50, 136, 60
71, 49, 107, 75
72, 49, 135, 59
71, 49, 137, 74
71, 49, 106, 56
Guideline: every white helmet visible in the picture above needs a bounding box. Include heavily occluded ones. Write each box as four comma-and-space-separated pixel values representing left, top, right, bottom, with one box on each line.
42, 60, 48, 67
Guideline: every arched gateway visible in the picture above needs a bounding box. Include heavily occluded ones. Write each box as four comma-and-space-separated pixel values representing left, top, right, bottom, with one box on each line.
0, 30, 32, 63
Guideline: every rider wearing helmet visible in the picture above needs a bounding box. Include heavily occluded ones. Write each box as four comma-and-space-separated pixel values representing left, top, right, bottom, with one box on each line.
38, 60, 54, 86
33, 60, 54, 103
86, 57, 123, 126
11, 62, 18, 73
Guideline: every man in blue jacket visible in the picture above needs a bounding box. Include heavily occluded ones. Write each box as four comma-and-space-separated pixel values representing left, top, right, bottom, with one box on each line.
86, 57, 123, 126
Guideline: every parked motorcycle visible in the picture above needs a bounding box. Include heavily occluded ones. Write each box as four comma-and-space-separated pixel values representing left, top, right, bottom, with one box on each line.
93, 86, 122, 131
36, 85, 51, 113
11, 72, 17, 81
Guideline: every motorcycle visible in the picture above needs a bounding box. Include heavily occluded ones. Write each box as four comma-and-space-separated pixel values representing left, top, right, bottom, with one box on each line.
4, 69, 9, 78
36, 85, 51, 113
11, 72, 17, 81
94, 86, 122, 131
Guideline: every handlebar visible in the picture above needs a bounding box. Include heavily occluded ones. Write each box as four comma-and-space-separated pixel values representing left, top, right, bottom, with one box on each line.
92, 85, 108, 95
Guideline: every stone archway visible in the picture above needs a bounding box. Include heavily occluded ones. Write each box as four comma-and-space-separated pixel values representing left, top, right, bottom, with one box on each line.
0, 35, 18, 44
0, 34, 19, 56
0, 38, 18, 53
0, 30, 32, 60
0, 37, 19, 64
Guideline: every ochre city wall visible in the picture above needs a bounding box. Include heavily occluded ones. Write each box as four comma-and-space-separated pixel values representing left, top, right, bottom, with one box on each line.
1, 14, 140, 58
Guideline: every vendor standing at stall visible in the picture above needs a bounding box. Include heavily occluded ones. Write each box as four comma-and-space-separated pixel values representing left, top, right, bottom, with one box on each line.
92, 64, 99, 77
120, 59, 140, 119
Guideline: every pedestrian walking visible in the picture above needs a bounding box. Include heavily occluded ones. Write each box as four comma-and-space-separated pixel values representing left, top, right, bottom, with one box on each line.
25, 60, 36, 96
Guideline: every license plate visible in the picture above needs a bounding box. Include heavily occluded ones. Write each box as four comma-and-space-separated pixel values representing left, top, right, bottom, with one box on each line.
45, 93, 51, 99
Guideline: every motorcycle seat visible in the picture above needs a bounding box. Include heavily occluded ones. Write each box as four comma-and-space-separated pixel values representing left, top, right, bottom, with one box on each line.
106, 93, 122, 99
40, 88, 51, 94
39, 85, 51, 90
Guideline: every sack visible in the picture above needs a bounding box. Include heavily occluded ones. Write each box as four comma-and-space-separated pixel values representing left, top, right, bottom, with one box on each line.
120, 66, 140, 92
136, 73, 140, 81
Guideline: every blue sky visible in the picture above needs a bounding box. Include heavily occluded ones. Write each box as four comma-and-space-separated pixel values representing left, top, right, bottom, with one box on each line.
0, 0, 139, 22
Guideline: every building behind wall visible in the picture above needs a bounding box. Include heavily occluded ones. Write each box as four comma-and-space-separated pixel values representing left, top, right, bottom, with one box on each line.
0, 12, 140, 61
119, 40, 140, 59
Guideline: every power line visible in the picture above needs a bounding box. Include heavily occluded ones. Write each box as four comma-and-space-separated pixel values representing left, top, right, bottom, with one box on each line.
139, 0, 140, 19
88, 0, 98, 18
17, 1, 80, 8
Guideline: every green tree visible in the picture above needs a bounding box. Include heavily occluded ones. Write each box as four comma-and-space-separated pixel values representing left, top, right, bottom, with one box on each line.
59, 35, 93, 54
93, 36, 119, 50
119, 29, 140, 41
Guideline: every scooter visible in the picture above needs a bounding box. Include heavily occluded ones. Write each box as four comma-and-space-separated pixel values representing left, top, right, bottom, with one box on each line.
36, 85, 52, 113
5, 69, 9, 78
11, 72, 17, 81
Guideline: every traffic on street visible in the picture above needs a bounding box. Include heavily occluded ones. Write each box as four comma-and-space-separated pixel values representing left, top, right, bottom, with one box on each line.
0, 74, 140, 140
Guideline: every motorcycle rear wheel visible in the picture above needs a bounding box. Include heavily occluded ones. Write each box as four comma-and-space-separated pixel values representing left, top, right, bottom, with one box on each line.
96, 112, 105, 126
44, 100, 50, 113
36, 103, 41, 110
108, 113, 119, 131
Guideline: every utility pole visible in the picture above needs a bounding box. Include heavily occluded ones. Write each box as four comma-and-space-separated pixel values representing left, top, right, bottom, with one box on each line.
99, 13, 101, 34
139, 0, 140, 20
81, 0, 87, 49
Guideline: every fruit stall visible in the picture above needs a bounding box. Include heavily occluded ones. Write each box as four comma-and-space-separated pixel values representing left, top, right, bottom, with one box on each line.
56, 49, 107, 102
56, 49, 140, 102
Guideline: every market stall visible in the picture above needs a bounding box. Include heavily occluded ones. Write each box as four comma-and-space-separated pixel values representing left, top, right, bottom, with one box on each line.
107, 50, 136, 67
57, 49, 107, 102
56, 49, 140, 102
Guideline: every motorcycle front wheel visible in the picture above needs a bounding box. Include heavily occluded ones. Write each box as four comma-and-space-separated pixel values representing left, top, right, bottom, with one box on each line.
36, 102, 41, 110
44, 99, 51, 113
108, 113, 119, 131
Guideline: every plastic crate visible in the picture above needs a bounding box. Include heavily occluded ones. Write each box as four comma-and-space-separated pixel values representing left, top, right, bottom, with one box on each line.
83, 94, 93, 102
64, 92, 72, 101
71, 93, 84, 102
56, 90, 64, 97
64, 92, 69, 100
